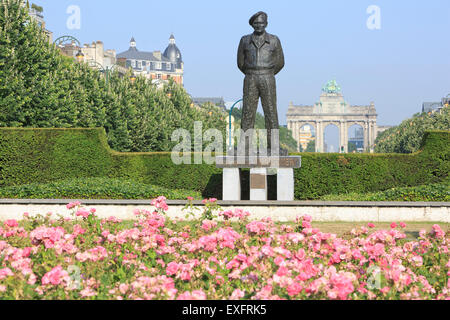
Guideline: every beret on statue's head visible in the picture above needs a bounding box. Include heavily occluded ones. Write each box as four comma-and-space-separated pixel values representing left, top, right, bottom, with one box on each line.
249, 11, 268, 25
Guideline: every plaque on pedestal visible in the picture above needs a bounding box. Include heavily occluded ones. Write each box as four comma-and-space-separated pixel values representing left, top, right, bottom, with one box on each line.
216, 156, 301, 201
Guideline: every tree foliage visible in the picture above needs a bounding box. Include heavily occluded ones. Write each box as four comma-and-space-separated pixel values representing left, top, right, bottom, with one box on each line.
348, 142, 357, 153
0, 0, 226, 152
229, 108, 298, 153
375, 108, 449, 154
305, 140, 316, 153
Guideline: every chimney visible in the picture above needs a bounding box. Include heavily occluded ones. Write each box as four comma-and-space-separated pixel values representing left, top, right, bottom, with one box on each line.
153, 51, 162, 60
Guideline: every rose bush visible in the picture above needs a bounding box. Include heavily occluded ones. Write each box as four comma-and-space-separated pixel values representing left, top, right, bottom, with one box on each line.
0, 200, 448, 300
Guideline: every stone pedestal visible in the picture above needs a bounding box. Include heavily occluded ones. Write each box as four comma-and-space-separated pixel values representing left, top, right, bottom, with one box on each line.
223, 168, 241, 201
216, 156, 301, 201
277, 168, 295, 201
250, 168, 268, 201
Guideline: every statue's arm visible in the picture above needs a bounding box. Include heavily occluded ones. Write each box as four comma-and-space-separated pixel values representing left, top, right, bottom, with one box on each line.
237, 37, 245, 74
274, 37, 285, 75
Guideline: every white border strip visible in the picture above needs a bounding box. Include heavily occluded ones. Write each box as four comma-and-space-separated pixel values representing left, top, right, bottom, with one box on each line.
0, 204, 448, 223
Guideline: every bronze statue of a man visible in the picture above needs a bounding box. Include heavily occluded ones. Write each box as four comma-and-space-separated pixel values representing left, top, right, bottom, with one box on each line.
237, 11, 285, 156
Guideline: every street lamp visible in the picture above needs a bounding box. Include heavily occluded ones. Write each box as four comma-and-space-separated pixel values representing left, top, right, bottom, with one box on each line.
75, 50, 84, 63
228, 99, 243, 150
54, 35, 81, 47
54, 36, 83, 64
130, 74, 137, 85
87, 60, 122, 86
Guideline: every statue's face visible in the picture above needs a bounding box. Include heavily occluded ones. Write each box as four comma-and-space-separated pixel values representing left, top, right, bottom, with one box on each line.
252, 15, 267, 34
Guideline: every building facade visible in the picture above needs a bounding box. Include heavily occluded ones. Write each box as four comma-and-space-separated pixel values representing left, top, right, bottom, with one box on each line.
117, 35, 184, 86
348, 127, 364, 151
298, 125, 315, 151
24, 2, 53, 42
287, 80, 379, 153
58, 40, 129, 74
80, 41, 117, 69
422, 94, 450, 114
192, 97, 226, 110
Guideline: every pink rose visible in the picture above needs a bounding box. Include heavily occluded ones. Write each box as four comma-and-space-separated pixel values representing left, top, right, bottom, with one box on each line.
390, 222, 397, 229
152, 196, 169, 212
431, 225, 445, 239
0, 268, 14, 280
287, 283, 302, 297
5, 220, 18, 228
41, 266, 69, 286
166, 262, 179, 276
119, 284, 129, 294
76, 208, 90, 219
302, 221, 312, 229
230, 289, 245, 300
66, 201, 81, 210
380, 287, 390, 294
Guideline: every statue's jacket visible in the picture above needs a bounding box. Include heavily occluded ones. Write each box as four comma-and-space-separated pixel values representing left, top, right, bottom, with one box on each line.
238, 32, 285, 76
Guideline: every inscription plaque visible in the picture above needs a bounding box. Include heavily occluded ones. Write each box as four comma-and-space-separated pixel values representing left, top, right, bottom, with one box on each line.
250, 174, 266, 189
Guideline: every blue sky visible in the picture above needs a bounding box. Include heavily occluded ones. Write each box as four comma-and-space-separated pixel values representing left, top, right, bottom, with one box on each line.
40, 0, 450, 130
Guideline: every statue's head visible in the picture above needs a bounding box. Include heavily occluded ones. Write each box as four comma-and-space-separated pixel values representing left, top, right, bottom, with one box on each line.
249, 11, 268, 35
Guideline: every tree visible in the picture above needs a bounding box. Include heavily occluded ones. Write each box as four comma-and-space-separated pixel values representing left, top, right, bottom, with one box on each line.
305, 140, 316, 153
348, 142, 357, 153
227, 108, 299, 153
375, 108, 449, 154
0, 0, 228, 152
31, 3, 42, 13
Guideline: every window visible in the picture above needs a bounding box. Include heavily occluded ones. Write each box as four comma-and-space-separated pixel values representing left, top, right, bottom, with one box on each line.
166, 63, 171, 70
156, 62, 162, 69
142, 61, 146, 67
137, 61, 141, 68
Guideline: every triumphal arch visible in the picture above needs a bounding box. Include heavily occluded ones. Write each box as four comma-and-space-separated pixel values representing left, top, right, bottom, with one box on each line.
287, 80, 378, 153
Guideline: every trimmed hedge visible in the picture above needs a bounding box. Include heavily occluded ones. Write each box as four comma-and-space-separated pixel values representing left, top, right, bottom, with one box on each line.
321, 183, 450, 202
0, 128, 448, 200
0, 177, 201, 200
292, 131, 449, 200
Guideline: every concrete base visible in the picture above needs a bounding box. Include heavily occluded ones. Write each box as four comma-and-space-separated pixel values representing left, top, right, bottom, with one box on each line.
223, 168, 241, 201
277, 168, 294, 201
216, 156, 301, 202
250, 168, 267, 201
0, 200, 448, 223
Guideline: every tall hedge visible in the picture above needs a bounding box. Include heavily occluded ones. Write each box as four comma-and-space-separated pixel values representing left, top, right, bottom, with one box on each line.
0, 0, 227, 153
0, 128, 448, 200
